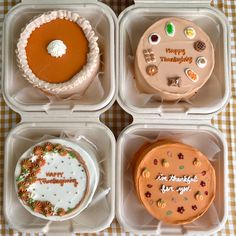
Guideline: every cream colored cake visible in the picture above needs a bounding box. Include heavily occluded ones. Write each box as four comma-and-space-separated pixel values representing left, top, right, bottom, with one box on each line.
134, 17, 215, 101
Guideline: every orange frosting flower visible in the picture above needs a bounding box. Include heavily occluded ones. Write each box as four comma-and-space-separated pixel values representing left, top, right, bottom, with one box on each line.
33, 201, 43, 213
37, 157, 46, 167
59, 149, 68, 156
33, 146, 44, 156
44, 142, 54, 151
43, 201, 54, 216
57, 208, 66, 216
21, 159, 32, 169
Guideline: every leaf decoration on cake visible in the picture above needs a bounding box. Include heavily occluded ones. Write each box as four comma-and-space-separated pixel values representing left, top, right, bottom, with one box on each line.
68, 151, 76, 159
67, 207, 73, 213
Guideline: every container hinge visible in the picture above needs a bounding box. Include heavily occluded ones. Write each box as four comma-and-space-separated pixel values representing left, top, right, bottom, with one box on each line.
132, 115, 212, 125
134, 0, 211, 5
20, 112, 100, 123
21, 0, 97, 4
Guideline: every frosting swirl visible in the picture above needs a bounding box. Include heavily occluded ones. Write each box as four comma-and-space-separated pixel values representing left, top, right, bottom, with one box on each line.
47, 40, 67, 58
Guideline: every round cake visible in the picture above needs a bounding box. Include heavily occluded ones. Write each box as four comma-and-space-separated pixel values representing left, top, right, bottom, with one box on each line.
16, 10, 100, 96
134, 17, 215, 101
15, 139, 99, 221
133, 141, 216, 224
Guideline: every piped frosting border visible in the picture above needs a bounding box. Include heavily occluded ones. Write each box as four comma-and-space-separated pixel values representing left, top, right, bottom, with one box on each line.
16, 10, 100, 94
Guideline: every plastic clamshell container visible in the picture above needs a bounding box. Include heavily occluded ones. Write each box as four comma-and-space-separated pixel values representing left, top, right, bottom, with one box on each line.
2, 0, 116, 234
117, 0, 231, 119
4, 122, 116, 234
2, 0, 116, 113
116, 0, 230, 235
116, 123, 228, 235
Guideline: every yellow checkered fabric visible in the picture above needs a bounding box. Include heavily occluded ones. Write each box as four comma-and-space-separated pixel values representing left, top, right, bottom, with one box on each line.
0, 0, 235, 235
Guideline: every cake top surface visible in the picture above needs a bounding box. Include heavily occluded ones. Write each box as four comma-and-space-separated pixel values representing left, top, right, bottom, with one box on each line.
16, 10, 100, 95
134, 141, 216, 225
135, 17, 214, 97
26, 18, 88, 84
15, 139, 91, 220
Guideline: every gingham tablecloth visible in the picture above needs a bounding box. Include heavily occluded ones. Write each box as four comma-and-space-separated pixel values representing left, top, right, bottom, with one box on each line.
0, 0, 235, 235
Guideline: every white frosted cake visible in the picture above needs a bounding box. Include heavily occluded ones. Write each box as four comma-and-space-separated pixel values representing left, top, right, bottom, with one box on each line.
15, 139, 99, 221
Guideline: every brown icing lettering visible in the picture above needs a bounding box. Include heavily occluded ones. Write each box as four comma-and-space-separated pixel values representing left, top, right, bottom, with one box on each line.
46, 172, 64, 178
160, 56, 192, 64
166, 48, 186, 56
37, 178, 78, 187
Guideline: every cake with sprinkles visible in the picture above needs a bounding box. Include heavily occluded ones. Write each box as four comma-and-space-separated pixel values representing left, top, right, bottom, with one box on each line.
133, 140, 216, 224
15, 139, 99, 221
134, 17, 214, 101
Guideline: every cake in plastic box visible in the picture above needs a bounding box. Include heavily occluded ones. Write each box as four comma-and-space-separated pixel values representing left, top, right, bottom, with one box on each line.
15, 139, 99, 221
134, 17, 214, 101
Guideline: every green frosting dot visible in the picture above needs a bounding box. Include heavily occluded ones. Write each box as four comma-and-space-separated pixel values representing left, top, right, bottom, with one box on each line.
179, 165, 184, 170
166, 22, 175, 36
166, 210, 173, 216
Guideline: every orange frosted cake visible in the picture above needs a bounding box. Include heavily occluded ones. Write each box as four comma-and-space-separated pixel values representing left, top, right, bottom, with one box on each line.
15, 139, 99, 221
133, 141, 216, 224
134, 17, 214, 101
16, 10, 100, 96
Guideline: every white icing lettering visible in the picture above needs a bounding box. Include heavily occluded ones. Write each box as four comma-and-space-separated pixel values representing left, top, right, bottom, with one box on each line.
160, 184, 174, 193
176, 186, 191, 195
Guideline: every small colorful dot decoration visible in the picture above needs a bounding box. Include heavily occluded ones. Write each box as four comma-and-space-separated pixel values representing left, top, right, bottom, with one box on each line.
185, 68, 199, 82
177, 206, 185, 214
142, 168, 151, 178
192, 205, 198, 211
193, 158, 201, 167
147, 184, 153, 188
146, 65, 158, 76
202, 170, 207, 176
165, 22, 175, 37
145, 191, 152, 198
196, 56, 207, 68
200, 181, 206, 187
179, 165, 185, 170
205, 191, 209, 195
194, 40, 206, 52
184, 27, 196, 39
148, 33, 161, 45
166, 210, 173, 216
153, 159, 158, 165
178, 153, 184, 159
195, 191, 204, 201
162, 159, 169, 168
143, 49, 156, 63
167, 76, 181, 87
157, 199, 167, 208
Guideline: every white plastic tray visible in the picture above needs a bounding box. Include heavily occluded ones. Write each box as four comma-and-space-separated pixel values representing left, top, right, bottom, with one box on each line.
117, 1, 231, 119
4, 121, 116, 234
116, 123, 228, 235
